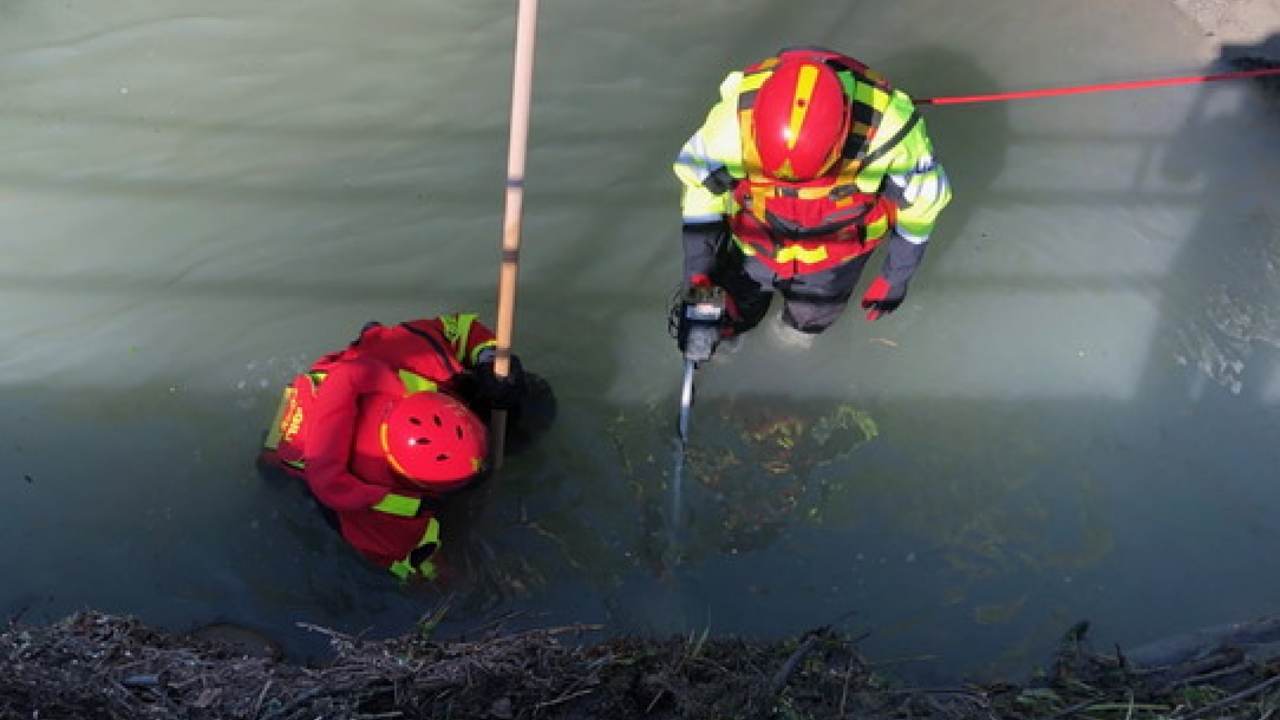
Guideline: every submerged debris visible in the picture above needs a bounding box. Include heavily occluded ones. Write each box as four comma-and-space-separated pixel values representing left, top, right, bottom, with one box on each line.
614, 397, 880, 565
3, 611, 1280, 719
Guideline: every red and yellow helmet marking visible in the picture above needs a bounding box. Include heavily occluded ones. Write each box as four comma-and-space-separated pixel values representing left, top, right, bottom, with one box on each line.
786, 63, 821, 150
379, 421, 411, 477
742, 55, 853, 182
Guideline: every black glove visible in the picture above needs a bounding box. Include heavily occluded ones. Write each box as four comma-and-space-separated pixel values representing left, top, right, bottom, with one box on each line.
474, 354, 526, 411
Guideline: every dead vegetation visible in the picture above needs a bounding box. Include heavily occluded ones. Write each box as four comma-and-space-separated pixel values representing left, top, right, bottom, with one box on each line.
2, 611, 1279, 719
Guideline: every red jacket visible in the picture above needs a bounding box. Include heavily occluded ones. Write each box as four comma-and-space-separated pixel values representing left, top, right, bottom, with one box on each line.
262, 315, 496, 570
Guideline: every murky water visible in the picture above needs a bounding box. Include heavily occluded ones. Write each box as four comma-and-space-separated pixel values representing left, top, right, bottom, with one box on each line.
2, 0, 1278, 680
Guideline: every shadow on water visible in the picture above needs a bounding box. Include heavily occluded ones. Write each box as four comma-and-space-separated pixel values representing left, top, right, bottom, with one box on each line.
880, 44, 1011, 268
930, 35, 1280, 677
1142, 34, 1280, 401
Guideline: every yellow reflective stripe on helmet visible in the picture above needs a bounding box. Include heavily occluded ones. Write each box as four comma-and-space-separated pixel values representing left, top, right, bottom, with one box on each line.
372, 492, 421, 517
786, 64, 819, 150
397, 369, 437, 395
379, 421, 409, 478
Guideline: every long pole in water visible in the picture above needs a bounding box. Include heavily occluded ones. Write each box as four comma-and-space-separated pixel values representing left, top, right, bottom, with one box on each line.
489, 0, 539, 470
918, 66, 1280, 106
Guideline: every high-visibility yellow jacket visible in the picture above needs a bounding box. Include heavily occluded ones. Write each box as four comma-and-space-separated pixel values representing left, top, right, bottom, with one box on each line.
674, 49, 952, 279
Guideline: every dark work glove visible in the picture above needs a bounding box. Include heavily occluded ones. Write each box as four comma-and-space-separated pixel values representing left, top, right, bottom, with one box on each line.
863, 232, 926, 321
860, 276, 906, 321
417, 494, 446, 517
474, 354, 526, 410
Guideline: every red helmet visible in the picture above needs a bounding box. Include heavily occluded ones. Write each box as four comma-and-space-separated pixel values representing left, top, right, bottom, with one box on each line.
380, 392, 487, 491
750, 58, 850, 181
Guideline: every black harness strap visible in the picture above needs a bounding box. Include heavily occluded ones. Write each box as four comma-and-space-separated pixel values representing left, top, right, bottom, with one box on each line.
859, 110, 921, 169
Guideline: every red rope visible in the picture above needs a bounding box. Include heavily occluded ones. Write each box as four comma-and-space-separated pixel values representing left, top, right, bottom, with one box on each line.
918, 67, 1280, 106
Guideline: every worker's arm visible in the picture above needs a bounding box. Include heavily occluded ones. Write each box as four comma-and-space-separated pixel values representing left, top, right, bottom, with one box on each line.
880, 91, 953, 245
427, 313, 498, 369
673, 72, 747, 284
429, 313, 525, 412
861, 92, 953, 320
303, 358, 409, 513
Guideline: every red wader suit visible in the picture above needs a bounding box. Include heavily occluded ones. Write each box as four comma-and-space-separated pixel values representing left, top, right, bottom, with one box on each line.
261, 315, 496, 579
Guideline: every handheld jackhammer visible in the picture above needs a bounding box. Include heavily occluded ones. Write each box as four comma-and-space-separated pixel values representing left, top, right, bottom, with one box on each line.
674, 285, 725, 442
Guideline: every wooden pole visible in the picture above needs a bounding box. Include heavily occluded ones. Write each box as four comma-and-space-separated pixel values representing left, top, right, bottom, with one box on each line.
490, 0, 538, 470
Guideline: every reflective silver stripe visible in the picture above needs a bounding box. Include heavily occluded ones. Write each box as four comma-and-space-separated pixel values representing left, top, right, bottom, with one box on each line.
674, 132, 717, 185
682, 212, 724, 224
893, 226, 929, 244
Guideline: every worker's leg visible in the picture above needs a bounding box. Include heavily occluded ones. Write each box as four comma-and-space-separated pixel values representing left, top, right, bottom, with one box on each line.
712, 249, 774, 335
778, 255, 870, 334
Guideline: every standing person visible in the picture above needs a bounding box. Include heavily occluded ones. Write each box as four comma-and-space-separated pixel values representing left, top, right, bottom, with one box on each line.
673, 46, 952, 351
260, 314, 527, 580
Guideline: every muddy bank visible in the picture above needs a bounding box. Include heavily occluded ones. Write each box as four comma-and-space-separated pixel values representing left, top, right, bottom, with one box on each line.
1171, 0, 1280, 47
3, 612, 1280, 719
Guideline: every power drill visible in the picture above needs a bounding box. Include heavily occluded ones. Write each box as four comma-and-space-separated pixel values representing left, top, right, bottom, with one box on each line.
678, 285, 726, 364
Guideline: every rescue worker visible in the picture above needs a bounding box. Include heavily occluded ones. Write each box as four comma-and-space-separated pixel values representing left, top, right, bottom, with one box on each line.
673, 46, 952, 350
260, 313, 526, 581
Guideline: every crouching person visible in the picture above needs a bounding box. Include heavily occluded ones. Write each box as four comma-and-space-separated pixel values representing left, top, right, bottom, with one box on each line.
260, 313, 533, 581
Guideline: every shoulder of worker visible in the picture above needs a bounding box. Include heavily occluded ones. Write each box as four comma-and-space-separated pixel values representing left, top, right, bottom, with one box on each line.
717, 70, 746, 103
317, 354, 401, 395
683, 70, 745, 151
877, 87, 934, 156
888, 87, 920, 118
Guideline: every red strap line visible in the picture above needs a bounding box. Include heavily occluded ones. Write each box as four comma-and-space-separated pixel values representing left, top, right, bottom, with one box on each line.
918, 67, 1280, 106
